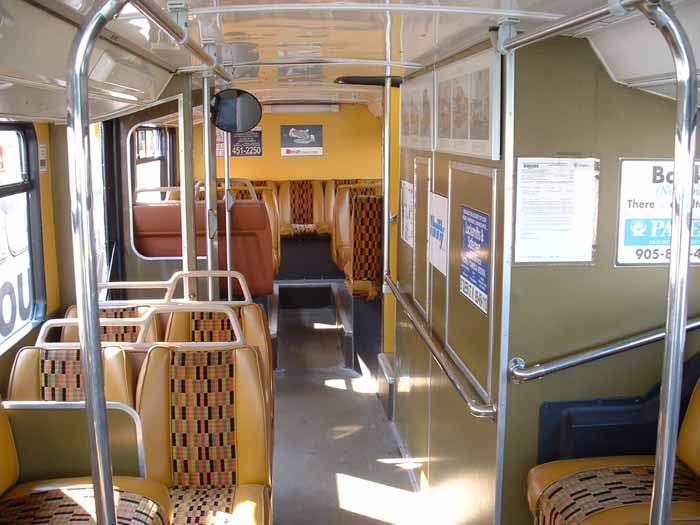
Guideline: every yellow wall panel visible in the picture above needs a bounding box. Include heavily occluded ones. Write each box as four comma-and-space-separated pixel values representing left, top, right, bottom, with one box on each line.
33, 124, 60, 314
193, 104, 382, 181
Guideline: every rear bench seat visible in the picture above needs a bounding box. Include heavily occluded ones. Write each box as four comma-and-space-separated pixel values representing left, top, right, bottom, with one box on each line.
278, 180, 325, 236
527, 380, 700, 524
0, 386, 171, 524
137, 345, 271, 525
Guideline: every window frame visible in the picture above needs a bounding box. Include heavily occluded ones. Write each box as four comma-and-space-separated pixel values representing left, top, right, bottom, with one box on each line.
0, 122, 46, 354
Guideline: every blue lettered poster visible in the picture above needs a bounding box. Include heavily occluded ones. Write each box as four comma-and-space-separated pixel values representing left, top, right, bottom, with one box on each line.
460, 206, 489, 314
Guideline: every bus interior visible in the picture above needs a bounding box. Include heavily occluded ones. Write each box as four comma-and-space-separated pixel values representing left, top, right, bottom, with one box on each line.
0, 0, 699, 524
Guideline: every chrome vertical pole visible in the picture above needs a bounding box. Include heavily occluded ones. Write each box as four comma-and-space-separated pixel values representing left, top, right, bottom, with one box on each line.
224, 131, 233, 300
636, 2, 698, 524
381, 7, 392, 289
202, 75, 220, 300
66, 2, 127, 524
178, 75, 197, 299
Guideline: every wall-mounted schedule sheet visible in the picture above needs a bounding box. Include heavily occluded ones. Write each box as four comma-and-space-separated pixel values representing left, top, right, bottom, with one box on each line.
515, 158, 599, 263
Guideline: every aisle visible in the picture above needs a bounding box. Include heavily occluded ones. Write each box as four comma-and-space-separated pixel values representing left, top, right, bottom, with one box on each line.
273, 307, 415, 525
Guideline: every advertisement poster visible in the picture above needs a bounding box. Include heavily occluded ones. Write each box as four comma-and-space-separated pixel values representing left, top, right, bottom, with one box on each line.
281, 125, 323, 156
515, 158, 599, 263
400, 73, 433, 151
617, 159, 700, 265
401, 180, 415, 247
460, 206, 489, 314
436, 50, 500, 160
231, 127, 262, 157
429, 192, 449, 275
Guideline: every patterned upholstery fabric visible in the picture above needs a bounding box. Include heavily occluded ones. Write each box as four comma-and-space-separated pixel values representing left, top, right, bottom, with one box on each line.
169, 486, 237, 525
170, 349, 237, 487
536, 463, 700, 525
291, 224, 317, 235
190, 312, 240, 343
351, 196, 383, 284
40, 349, 83, 401
0, 487, 166, 525
290, 180, 314, 227
334, 178, 358, 187
100, 307, 140, 343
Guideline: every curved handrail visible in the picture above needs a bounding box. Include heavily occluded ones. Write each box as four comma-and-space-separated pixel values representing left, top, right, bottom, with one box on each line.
384, 275, 496, 418
36, 302, 247, 349
509, 316, 700, 383
98, 270, 254, 305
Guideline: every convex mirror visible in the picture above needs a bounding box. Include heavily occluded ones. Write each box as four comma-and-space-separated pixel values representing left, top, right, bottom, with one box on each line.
210, 88, 262, 133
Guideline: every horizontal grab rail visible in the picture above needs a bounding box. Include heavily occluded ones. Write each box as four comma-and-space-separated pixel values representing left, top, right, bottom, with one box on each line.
384, 275, 496, 419
509, 316, 700, 383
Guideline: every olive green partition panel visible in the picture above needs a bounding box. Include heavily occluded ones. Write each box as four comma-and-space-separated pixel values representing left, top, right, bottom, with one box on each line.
6, 402, 143, 483
502, 37, 700, 524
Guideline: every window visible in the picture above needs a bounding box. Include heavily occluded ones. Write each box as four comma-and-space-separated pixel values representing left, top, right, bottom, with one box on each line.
133, 127, 170, 203
0, 124, 45, 348
90, 123, 109, 290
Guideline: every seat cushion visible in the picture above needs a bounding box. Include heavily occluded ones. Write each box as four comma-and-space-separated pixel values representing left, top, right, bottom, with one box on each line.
170, 485, 270, 525
528, 456, 700, 525
3, 476, 172, 524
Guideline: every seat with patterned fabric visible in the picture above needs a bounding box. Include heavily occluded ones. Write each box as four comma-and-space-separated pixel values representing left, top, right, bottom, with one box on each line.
527, 379, 700, 525
61, 305, 162, 343
346, 195, 384, 298
7, 345, 135, 406
136, 345, 271, 525
0, 401, 172, 524
278, 180, 325, 236
164, 305, 274, 420
332, 183, 382, 272
324, 179, 380, 240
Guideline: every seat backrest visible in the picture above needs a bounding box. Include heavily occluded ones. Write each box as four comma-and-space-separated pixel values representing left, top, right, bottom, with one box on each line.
333, 184, 382, 268
136, 345, 270, 488
324, 179, 358, 236
0, 404, 19, 497
278, 180, 324, 235
61, 305, 161, 343
678, 380, 700, 475
164, 306, 273, 414
233, 184, 280, 273
348, 195, 384, 297
133, 201, 274, 295
7, 346, 135, 406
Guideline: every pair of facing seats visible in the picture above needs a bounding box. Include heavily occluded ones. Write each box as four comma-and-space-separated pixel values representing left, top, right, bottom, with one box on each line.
528, 380, 700, 524
332, 183, 384, 298
6, 332, 272, 523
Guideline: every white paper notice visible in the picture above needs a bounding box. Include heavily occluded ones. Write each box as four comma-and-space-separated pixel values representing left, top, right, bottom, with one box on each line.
617, 159, 700, 265
429, 192, 448, 275
38, 144, 48, 173
401, 180, 415, 247
515, 158, 599, 263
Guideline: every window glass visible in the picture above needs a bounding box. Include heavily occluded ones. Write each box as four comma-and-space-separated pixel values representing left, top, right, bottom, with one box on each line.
134, 127, 167, 203
0, 192, 32, 340
90, 123, 109, 289
0, 130, 26, 186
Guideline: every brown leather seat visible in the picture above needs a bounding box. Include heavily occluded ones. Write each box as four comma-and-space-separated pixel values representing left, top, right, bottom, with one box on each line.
233, 183, 281, 274
332, 183, 382, 272
528, 380, 700, 524
0, 403, 172, 524
278, 180, 325, 236
7, 345, 134, 406
133, 200, 274, 296
137, 345, 271, 525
